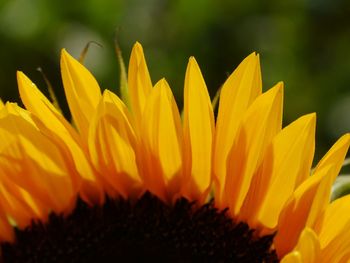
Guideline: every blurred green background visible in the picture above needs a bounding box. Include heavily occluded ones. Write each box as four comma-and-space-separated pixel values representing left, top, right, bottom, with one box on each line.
0, 0, 350, 163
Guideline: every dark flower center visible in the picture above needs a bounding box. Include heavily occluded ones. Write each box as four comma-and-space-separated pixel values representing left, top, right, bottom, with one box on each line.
1, 192, 278, 262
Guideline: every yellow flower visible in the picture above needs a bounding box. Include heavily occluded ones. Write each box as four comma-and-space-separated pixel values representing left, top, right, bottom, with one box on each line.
0, 42, 349, 262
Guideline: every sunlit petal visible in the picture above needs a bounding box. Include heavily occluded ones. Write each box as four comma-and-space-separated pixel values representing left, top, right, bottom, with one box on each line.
17, 71, 104, 204
223, 82, 283, 215
281, 252, 303, 263
182, 57, 214, 201
313, 133, 350, 182
314, 194, 350, 248
252, 113, 316, 229
128, 42, 153, 125
214, 52, 262, 205
275, 165, 333, 257
0, 103, 75, 214
61, 49, 102, 137
141, 79, 183, 200
89, 90, 141, 199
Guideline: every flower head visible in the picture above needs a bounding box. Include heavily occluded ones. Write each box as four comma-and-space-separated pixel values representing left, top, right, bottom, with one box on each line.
0, 42, 349, 262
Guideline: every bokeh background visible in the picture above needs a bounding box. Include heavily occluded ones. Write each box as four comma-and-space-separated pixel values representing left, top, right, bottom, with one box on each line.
1, 0, 350, 164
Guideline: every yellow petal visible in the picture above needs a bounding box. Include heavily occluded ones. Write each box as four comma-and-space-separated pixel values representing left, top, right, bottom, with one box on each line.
223, 82, 283, 215
281, 228, 320, 263
128, 42, 153, 124
295, 228, 321, 263
18, 71, 62, 126
0, 104, 75, 214
253, 113, 316, 229
141, 79, 183, 200
301, 135, 350, 233
0, 169, 47, 228
315, 194, 350, 248
214, 53, 262, 205
182, 57, 214, 201
17, 71, 104, 204
274, 165, 332, 257
0, 99, 4, 109
313, 133, 350, 182
0, 179, 34, 228
60, 49, 101, 137
320, 219, 350, 263
281, 252, 303, 263
89, 89, 141, 199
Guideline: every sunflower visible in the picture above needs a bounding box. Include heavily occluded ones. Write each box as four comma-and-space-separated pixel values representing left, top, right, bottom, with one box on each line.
0, 42, 349, 262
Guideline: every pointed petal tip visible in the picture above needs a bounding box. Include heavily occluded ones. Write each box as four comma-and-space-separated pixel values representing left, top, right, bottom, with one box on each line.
310, 112, 317, 120
261, 82, 284, 103
244, 52, 259, 61
248, 51, 257, 57
302, 112, 317, 123
154, 78, 171, 93
187, 57, 200, 71
132, 41, 143, 53
274, 82, 284, 98
159, 77, 169, 87
159, 77, 167, 83
16, 71, 34, 93
162, 77, 170, 85
101, 88, 111, 97
270, 81, 284, 93
277, 81, 284, 92
300, 113, 317, 132
16, 71, 27, 84
186, 57, 198, 75
336, 132, 350, 151
336, 133, 350, 149
16, 70, 24, 76
60, 49, 75, 65
255, 53, 261, 64
60, 49, 69, 64
277, 80, 284, 87
188, 56, 196, 63
134, 41, 142, 47
342, 132, 350, 141
61, 48, 68, 57
16, 70, 28, 80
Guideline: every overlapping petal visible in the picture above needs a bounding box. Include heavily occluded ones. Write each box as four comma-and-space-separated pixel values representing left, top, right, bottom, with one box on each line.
245, 113, 316, 229
0, 42, 349, 262
281, 228, 321, 263
141, 79, 183, 201
315, 194, 350, 250
0, 103, 75, 216
214, 52, 262, 205
17, 71, 104, 204
274, 165, 334, 257
223, 82, 283, 215
88, 89, 141, 199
